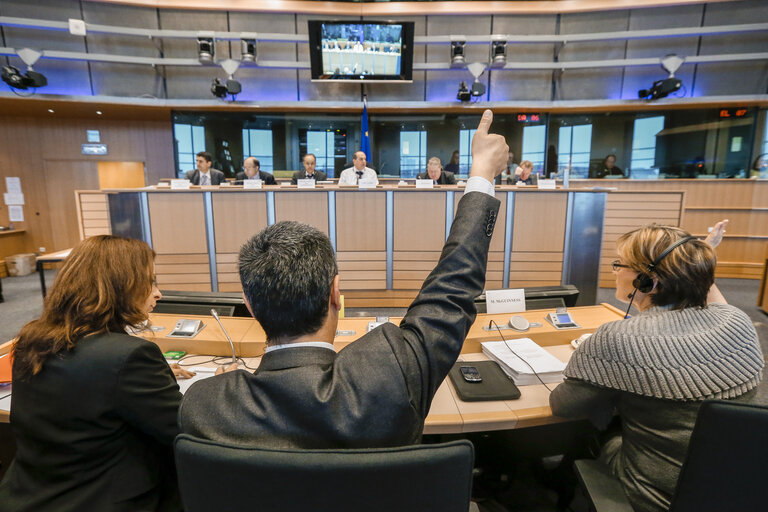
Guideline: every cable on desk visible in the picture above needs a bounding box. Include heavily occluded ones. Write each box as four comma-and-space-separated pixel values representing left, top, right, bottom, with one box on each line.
176, 354, 262, 371
0, 392, 12, 401
489, 319, 553, 393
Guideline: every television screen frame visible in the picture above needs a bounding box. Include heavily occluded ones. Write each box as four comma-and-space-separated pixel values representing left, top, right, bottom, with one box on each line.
308, 20, 414, 83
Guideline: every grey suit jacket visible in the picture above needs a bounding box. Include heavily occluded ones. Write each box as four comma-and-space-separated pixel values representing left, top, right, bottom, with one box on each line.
416, 170, 457, 185
185, 168, 225, 185
291, 169, 328, 184
178, 191, 500, 449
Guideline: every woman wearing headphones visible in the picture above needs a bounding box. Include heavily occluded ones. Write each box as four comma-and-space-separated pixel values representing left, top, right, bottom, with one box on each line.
550, 221, 764, 512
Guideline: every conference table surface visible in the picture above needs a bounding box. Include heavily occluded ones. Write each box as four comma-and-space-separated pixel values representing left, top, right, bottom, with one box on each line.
0, 304, 626, 432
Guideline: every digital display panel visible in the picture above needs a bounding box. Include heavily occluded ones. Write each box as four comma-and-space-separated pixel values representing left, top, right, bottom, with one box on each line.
308, 20, 414, 82
557, 314, 572, 323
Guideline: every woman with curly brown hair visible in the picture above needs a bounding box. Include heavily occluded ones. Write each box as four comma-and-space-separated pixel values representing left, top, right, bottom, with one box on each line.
0, 235, 187, 512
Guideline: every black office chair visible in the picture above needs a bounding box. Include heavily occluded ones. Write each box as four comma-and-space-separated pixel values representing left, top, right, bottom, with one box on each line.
174, 434, 475, 512
574, 400, 768, 512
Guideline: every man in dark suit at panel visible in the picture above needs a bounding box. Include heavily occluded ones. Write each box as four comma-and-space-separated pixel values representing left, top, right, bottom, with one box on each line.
291, 153, 328, 184
179, 110, 508, 449
185, 151, 225, 185
417, 156, 457, 185
235, 157, 277, 185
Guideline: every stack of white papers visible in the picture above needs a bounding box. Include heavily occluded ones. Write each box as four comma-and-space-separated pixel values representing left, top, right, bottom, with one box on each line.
481, 338, 566, 385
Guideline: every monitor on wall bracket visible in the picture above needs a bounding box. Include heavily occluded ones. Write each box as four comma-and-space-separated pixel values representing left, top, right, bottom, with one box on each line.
308, 20, 414, 82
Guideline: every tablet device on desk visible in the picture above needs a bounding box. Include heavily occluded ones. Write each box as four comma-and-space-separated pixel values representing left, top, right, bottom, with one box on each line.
448, 361, 521, 402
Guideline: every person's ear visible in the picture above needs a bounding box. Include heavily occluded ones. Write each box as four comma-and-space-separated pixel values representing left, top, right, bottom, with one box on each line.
330, 275, 342, 312
242, 292, 255, 316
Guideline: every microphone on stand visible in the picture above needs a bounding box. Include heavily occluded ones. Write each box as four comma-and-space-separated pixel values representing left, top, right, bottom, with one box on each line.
211, 309, 237, 365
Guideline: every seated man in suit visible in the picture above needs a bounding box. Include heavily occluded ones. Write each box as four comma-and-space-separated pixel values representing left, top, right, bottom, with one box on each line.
417, 157, 457, 185
185, 151, 225, 186
338, 151, 378, 185
235, 157, 277, 185
291, 153, 328, 184
178, 110, 508, 449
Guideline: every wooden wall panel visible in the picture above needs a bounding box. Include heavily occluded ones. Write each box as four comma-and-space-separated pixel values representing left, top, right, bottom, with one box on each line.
211, 192, 268, 252
44, 160, 100, 251
97, 161, 146, 189
512, 193, 567, 253
76, 192, 111, 240
148, 193, 207, 254
274, 191, 329, 234
394, 192, 445, 251
336, 192, 386, 252
0, 114, 173, 255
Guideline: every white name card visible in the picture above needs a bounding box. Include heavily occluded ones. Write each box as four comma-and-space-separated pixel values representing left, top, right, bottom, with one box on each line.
415, 179, 434, 189
170, 179, 191, 190
358, 178, 377, 189
537, 179, 556, 190
297, 178, 316, 189
485, 288, 526, 314
243, 179, 263, 189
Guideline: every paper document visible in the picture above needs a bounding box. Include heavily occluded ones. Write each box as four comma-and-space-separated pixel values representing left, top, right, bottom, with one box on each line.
173, 366, 217, 394
482, 338, 565, 385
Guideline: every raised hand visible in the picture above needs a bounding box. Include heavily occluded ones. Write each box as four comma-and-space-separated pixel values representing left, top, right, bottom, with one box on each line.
704, 219, 728, 248
470, 109, 509, 182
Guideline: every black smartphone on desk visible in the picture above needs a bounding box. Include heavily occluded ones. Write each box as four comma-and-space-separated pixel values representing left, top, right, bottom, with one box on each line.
449, 361, 521, 402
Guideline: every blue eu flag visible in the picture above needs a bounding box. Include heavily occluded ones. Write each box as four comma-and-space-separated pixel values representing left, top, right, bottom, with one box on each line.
361, 97, 371, 162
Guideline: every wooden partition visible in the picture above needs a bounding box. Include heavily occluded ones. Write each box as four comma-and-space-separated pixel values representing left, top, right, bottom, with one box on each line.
578, 179, 767, 282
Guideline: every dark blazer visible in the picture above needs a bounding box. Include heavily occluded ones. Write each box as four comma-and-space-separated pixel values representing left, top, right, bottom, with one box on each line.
235, 170, 276, 185
185, 168, 226, 185
179, 191, 500, 449
416, 170, 457, 185
0, 333, 182, 512
291, 169, 328, 184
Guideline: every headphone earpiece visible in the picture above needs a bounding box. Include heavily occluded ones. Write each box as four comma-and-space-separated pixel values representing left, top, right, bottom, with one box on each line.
632, 273, 655, 293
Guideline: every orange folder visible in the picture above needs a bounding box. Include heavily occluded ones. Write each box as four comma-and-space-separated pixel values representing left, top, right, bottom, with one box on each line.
0, 352, 12, 383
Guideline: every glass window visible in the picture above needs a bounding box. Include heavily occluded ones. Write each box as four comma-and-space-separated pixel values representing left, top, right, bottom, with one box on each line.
630, 116, 665, 178
762, 114, 768, 156
173, 123, 205, 178
400, 130, 427, 178
458, 129, 476, 175
242, 129, 274, 172
558, 124, 592, 178
522, 125, 546, 173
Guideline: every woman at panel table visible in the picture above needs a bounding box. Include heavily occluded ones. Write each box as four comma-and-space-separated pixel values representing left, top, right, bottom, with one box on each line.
0, 235, 195, 512
549, 220, 763, 512
750, 153, 768, 178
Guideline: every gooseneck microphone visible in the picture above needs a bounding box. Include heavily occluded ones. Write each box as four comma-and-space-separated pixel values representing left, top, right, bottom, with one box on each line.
211, 309, 237, 365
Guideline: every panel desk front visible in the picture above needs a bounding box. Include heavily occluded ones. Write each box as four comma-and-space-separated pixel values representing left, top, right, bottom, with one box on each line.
0, 303, 626, 432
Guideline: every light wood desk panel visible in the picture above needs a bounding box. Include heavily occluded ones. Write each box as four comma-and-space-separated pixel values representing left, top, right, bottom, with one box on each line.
0, 304, 624, 430
274, 191, 329, 235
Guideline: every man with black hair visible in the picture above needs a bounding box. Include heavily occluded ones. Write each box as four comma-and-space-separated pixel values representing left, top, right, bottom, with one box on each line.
178, 110, 509, 449
185, 151, 225, 185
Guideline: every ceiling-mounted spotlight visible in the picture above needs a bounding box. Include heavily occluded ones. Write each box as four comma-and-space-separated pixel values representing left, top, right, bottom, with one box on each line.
471, 79, 486, 98
2, 48, 48, 91
198, 37, 215, 64
451, 41, 466, 67
638, 77, 682, 100
491, 41, 507, 67
638, 53, 685, 100
211, 59, 242, 99
457, 81, 471, 102
240, 39, 257, 63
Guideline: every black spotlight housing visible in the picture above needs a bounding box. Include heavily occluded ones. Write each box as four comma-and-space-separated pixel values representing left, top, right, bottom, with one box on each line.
211, 78, 242, 99
457, 81, 471, 102
471, 80, 486, 97
1, 65, 47, 90
638, 77, 682, 100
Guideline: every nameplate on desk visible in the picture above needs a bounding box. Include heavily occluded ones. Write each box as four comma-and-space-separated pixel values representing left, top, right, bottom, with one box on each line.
538, 180, 557, 190
537, 179, 556, 190
415, 179, 434, 189
486, 288, 526, 314
243, 179, 263, 189
170, 179, 191, 190
297, 178, 316, 189
358, 178, 377, 189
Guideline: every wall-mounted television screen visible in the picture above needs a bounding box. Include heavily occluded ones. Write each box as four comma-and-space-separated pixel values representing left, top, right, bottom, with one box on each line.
308, 20, 414, 82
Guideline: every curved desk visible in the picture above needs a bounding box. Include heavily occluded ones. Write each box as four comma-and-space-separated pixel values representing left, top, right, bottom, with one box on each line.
0, 303, 626, 432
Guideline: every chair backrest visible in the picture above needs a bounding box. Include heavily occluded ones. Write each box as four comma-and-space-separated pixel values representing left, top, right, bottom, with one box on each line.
174, 434, 475, 512
669, 400, 768, 512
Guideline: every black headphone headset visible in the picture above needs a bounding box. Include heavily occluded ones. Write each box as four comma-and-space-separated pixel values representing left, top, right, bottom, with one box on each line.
632, 235, 697, 293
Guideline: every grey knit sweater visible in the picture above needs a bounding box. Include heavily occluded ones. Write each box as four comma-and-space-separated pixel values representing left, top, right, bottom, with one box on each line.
550, 303, 764, 512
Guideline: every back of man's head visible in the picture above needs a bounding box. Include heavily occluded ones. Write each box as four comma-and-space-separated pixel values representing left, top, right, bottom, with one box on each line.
239, 222, 338, 343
